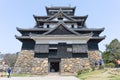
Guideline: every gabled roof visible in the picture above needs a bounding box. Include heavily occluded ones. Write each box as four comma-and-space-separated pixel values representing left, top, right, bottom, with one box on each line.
42, 21, 80, 35
33, 11, 87, 25
71, 15, 88, 19
46, 6, 76, 15
16, 27, 49, 34
16, 27, 49, 31
15, 35, 30, 39
73, 28, 105, 32
45, 9, 76, 21
46, 6, 76, 10
71, 15, 88, 24
89, 36, 106, 43
33, 15, 49, 23
15, 35, 31, 42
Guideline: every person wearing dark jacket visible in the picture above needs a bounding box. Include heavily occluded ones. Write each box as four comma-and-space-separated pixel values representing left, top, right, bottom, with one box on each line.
7, 67, 11, 78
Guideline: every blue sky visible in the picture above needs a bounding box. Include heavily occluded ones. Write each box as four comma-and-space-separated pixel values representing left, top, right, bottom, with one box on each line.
0, 0, 120, 53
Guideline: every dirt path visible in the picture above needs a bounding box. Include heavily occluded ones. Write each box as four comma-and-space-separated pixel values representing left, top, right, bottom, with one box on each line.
0, 76, 79, 80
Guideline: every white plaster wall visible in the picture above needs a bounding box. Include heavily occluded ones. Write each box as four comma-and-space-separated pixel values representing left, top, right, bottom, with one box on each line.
65, 23, 78, 28
51, 17, 69, 21
52, 18, 58, 21
36, 40, 87, 44
43, 23, 56, 28
43, 23, 78, 29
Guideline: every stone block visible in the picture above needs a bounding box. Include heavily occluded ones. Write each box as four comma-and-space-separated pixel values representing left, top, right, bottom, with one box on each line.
61, 58, 90, 75
13, 50, 34, 74
88, 50, 102, 64
31, 58, 48, 75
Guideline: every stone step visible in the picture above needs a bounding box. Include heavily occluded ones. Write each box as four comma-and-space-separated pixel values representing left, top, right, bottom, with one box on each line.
48, 72, 60, 76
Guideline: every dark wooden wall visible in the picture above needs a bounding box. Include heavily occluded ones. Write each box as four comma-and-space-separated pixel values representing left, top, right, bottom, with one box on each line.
34, 43, 88, 58
21, 40, 98, 58
21, 39, 35, 50
88, 41, 99, 50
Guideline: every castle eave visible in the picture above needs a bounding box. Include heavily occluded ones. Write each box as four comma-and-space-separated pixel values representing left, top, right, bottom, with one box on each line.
73, 28, 105, 32
17, 27, 49, 32
15, 35, 31, 40
89, 36, 106, 43
30, 35, 91, 44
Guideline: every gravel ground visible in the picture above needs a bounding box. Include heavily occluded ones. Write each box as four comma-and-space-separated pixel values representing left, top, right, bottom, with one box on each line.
0, 76, 79, 80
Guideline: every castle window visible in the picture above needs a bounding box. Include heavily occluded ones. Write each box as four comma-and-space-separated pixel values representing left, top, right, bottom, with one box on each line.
58, 17, 63, 20
67, 11, 70, 14
67, 48, 72, 52
47, 24, 49, 28
71, 25, 74, 28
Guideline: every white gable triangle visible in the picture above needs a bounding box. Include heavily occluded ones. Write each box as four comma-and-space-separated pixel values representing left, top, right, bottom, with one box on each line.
45, 10, 75, 21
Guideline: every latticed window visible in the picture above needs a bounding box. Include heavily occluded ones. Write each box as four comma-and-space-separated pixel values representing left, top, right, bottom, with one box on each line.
67, 48, 72, 52
34, 44, 49, 53
72, 44, 88, 53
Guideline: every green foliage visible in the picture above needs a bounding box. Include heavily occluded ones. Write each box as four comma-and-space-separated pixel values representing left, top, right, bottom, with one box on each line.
91, 65, 95, 71
108, 75, 120, 80
77, 69, 105, 80
99, 65, 104, 69
105, 63, 115, 68
77, 68, 91, 75
4, 53, 18, 68
102, 39, 120, 64
77, 69, 120, 80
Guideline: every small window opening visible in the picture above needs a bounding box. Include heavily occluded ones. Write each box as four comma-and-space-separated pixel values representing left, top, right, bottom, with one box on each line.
71, 25, 74, 28
58, 17, 63, 20
67, 11, 70, 14
47, 24, 49, 28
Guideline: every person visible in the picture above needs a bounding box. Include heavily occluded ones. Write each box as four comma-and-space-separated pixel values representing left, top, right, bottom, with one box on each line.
99, 59, 103, 66
118, 60, 120, 67
7, 67, 11, 78
115, 59, 118, 67
0, 72, 2, 77
116, 59, 120, 67
94, 61, 98, 67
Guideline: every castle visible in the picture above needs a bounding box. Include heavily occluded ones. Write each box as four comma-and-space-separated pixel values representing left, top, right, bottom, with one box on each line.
13, 6, 105, 75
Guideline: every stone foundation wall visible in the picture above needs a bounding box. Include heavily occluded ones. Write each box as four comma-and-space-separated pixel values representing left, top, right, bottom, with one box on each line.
61, 58, 90, 75
31, 58, 48, 75
13, 50, 101, 75
88, 50, 102, 64
13, 50, 48, 75
13, 50, 34, 74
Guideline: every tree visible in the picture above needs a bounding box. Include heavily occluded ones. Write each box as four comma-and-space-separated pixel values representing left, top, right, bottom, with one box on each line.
102, 39, 120, 64
4, 53, 18, 68
0, 53, 4, 60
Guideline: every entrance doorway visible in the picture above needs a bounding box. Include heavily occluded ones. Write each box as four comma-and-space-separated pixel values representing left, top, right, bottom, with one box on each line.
49, 58, 61, 73
50, 62, 59, 72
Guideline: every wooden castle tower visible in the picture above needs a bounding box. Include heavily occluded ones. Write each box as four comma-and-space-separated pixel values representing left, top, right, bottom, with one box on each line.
13, 6, 105, 75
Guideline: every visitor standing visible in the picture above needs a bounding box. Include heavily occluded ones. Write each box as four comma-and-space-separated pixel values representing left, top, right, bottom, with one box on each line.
7, 67, 11, 78
99, 59, 103, 66
94, 61, 98, 67
115, 59, 120, 67
117, 60, 120, 67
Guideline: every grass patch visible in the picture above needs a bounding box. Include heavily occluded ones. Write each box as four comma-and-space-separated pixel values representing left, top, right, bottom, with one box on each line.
80, 78, 86, 80
77, 69, 105, 80
11, 73, 31, 77
0, 72, 30, 77
77, 68, 120, 80
108, 75, 116, 78
108, 75, 120, 80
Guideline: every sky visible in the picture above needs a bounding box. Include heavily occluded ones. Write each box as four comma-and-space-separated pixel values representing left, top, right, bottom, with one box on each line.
0, 0, 120, 53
